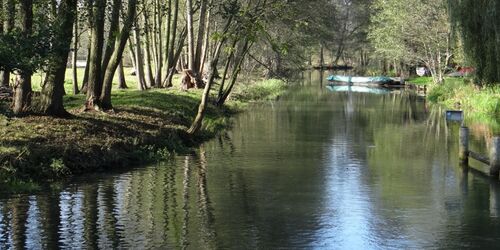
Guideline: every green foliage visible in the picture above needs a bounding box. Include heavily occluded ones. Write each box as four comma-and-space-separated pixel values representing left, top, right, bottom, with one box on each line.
369, 0, 451, 82
50, 158, 71, 176
448, 0, 500, 85
0, 0, 73, 74
408, 77, 433, 86
0, 30, 51, 73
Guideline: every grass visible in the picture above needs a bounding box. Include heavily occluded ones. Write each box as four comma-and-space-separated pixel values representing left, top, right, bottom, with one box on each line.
421, 77, 500, 130
230, 78, 288, 103
30, 67, 141, 92
0, 69, 287, 187
407, 76, 434, 86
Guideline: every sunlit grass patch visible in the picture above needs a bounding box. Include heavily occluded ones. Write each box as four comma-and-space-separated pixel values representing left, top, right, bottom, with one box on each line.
427, 78, 500, 129
231, 78, 287, 102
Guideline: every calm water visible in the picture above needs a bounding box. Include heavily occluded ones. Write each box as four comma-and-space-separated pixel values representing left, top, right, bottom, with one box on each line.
1, 71, 500, 249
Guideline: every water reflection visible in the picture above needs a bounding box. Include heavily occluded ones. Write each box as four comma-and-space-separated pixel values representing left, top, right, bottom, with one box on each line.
1, 71, 500, 249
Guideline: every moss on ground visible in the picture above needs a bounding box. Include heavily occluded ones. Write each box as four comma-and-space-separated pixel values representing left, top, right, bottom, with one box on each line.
0, 74, 286, 187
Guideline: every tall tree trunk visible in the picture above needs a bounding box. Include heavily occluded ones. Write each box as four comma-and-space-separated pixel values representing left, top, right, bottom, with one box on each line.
101, 0, 121, 78
80, 2, 93, 94
12, 0, 33, 115
217, 40, 251, 106
143, 9, 154, 88
100, 0, 137, 110
163, 0, 171, 73
217, 39, 238, 101
199, 4, 211, 74
133, 23, 146, 90
80, 41, 91, 93
39, 0, 77, 117
188, 17, 233, 135
194, 0, 208, 72
319, 43, 324, 68
0, 0, 2, 37
128, 37, 137, 73
165, 0, 179, 79
0, 0, 4, 87
187, 40, 225, 135
186, 0, 195, 71
72, 13, 79, 95
154, 0, 162, 88
117, 60, 127, 89
85, 0, 106, 111
0, 0, 14, 87
164, 27, 187, 87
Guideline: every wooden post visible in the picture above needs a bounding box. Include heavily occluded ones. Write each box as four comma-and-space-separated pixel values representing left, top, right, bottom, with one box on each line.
490, 137, 500, 177
459, 126, 469, 165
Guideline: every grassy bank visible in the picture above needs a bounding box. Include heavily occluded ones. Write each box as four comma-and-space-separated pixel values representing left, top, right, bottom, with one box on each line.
0, 73, 287, 188
409, 77, 500, 129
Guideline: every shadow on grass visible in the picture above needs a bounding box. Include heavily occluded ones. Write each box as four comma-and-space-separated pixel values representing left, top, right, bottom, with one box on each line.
1, 89, 235, 183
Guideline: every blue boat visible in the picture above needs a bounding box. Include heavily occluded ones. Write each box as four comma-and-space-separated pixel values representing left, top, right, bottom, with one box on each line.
326, 75, 394, 85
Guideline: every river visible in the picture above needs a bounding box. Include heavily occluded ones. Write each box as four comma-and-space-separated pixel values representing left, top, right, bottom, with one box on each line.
1, 71, 500, 249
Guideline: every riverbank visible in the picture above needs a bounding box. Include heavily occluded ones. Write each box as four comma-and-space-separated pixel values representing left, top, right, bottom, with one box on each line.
408, 77, 500, 129
0, 77, 287, 188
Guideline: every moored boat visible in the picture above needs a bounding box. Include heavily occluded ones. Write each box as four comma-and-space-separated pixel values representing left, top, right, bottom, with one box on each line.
326, 75, 394, 85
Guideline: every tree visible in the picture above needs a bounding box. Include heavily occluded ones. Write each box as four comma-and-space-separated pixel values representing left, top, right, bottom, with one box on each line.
72, 12, 79, 95
0, 0, 14, 88
369, 0, 451, 83
186, 0, 195, 71
449, 0, 500, 85
38, 0, 78, 116
12, 0, 33, 115
100, 0, 137, 110
187, 0, 237, 135
84, 0, 106, 111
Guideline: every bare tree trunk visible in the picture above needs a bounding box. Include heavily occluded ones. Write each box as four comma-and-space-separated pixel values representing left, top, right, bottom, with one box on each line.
199, 4, 211, 74
142, 9, 154, 88
194, 0, 208, 72
164, 27, 187, 87
85, 0, 106, 111
100, 0, 137, 110
187, 40, 224, 135
186, 0, 195, 71
0, 0, 5, 88
217, 40, 251, 106
80, 41, 91, 93
153, 0, 162, 88
81, 2, 93, 94
133, 23, 146, 90
217, 39, 237, 101
72, 13, 79, 95
0, 0, 14, 87
188, 17, 233, 135
164, 0, 179, 81
12, 0, 33, 115
163, 0, 171, 72
101, 0, 121, 78
319, 43, 324, 68
128, 37, 137, 73
0, 0, 4, 87
117, 60, 127, 89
